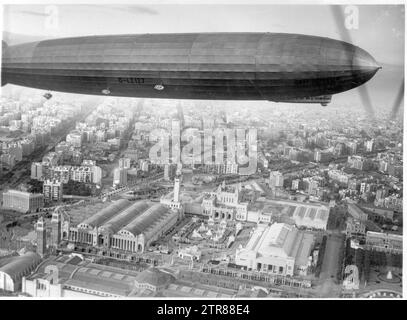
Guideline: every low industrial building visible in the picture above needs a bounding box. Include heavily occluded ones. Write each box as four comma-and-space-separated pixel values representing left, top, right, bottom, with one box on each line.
359, 204, 396, 223
235, 223, 314, 277
365, 231, 402, 254
348, 203, 369, 221
22, 255, 175, 297
248, 198, 330, 230
288, 203, 329, 230
22, 255, 234, 298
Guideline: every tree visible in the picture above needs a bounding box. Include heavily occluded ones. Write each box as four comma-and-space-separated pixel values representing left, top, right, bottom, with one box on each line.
315, 235, 327, 278
63, 180, 92, 196
354, 249, 365, 281
363, 250, 371, 283
27, 179, 44, 193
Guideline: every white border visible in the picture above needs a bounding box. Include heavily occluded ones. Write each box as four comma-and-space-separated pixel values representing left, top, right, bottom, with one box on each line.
0, 0, 405, 301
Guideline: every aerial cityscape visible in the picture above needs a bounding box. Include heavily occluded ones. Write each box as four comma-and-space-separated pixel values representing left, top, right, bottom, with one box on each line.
0, 3, 404, 300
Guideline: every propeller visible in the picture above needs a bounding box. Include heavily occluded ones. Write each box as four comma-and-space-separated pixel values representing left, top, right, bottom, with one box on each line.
389, 78, 404, 120
330, 5, 377, 120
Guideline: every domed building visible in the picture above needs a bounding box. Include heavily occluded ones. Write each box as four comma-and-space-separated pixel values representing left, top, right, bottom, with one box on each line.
0, 252, 42, 292
134, 268, 175, 292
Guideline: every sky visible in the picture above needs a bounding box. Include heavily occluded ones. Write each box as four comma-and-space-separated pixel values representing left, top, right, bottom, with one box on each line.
2, 4, 404, 65
1, 4, 405, 111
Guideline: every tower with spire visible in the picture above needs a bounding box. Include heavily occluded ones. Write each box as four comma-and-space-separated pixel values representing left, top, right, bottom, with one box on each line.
50, 208, 62, 248
36, 217, 47, 257
173, 175, 181, 203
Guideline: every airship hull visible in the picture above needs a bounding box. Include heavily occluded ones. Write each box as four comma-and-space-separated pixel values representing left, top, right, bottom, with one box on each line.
2, 33, 380, 101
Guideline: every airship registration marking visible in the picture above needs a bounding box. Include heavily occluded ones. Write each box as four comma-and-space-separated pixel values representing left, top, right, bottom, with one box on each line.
118, 77, 145, 84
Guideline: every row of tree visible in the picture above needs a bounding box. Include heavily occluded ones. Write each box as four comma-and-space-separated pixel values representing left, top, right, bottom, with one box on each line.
368, 250, 402, 268
326, 206, 348, 231
63, 180, 92, 196
341, 239, 402, 284
27, 179, 92, 197
315, 235, 327, 278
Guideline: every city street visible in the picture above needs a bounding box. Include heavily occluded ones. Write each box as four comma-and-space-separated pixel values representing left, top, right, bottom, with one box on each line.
316, 233, 345, 297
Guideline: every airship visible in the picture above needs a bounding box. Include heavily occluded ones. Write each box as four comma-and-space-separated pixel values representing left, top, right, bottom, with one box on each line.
1, 33, 380, 105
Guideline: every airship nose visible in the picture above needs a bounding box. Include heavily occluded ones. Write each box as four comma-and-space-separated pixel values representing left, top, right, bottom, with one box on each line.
352, 46, 381, 71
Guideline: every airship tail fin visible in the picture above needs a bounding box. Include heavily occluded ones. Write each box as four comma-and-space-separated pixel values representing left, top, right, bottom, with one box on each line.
1, 40, 7, 86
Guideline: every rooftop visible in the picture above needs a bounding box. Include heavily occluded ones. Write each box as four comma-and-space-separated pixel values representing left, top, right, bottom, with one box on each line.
67, 201, 115, 225
3, 189, 43, 198
0, 252, 41, 279
248, 198, 329, 223
28, 256, 143, 297
99, 201, 149, 234
163, 283, 234, 298
244, 223, 314, 264
134, 267, 175, 288
79, 199, 131, 229
122, 204, 169, 237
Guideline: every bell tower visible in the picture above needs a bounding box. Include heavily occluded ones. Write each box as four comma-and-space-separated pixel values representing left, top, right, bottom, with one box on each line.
51, 209, 62, 247
36, 217, 47, 257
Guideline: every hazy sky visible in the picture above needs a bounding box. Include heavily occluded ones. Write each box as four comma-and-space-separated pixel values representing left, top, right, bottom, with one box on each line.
1, 4, 405, 111
2, 4, 405, 65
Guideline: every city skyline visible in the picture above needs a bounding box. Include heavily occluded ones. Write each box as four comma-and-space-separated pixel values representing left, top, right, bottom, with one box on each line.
3, 4, 404, 66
